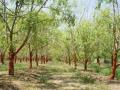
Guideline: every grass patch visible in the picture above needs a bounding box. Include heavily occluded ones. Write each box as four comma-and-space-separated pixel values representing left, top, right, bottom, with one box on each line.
15, 63, 27, 70
90, 63, 101, 73
73, 72, 95, 84
80, 75, 95, 84
100, 68, 111, 76
0, 64, 8, 71
38, 74, 49, 83
45, 61, 75, 74
0, 62, 29, 71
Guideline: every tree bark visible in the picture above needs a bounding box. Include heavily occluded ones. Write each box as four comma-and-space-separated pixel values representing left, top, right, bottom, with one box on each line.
110, 50, 117, 80
8, 50, 15, 75
68, 56, 71, 65
14, 55, 17, 63
29, 51, 33, 69
84, 59, 88, 71
0, 52, 4, 64
97, 56, 100, 66
35, 50, 38, 66
29, 43, 32, 69
73, 52, 77, 69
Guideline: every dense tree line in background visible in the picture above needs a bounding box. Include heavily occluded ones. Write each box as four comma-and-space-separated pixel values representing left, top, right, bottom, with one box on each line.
0, 0, 120, 80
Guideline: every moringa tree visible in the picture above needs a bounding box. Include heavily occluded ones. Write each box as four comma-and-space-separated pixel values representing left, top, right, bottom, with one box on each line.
0, 0, 76, 75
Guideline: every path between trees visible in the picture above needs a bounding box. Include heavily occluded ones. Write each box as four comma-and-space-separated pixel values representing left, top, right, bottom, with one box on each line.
0, 62, 120, 90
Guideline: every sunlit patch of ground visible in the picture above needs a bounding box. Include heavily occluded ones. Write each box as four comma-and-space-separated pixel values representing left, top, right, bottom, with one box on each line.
0, 62, 119, 90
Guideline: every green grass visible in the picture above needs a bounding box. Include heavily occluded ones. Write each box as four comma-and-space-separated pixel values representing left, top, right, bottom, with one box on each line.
100, 68, 111, 76
0, 63, 29, 71
90, 63, 101, 73
44, 61, 75, 74
73, 71, 96, 84
14, 63, 28, 70
80, 75, 95, 84
0, 64, 8, 71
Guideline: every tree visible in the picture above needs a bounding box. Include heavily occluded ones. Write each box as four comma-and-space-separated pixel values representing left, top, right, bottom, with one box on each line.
0, 0, 76, 75
0, 0, 50, 75
96, 0, 120, 79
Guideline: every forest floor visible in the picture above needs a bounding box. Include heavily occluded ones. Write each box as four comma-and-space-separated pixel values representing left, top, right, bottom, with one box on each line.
0, 61, 120, 90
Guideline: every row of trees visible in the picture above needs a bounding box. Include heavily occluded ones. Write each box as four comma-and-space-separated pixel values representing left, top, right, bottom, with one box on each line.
0, 0, 120, 80
0, 0, 75, 75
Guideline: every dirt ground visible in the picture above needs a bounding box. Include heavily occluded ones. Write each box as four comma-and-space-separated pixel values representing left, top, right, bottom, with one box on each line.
0, 62, 120, 90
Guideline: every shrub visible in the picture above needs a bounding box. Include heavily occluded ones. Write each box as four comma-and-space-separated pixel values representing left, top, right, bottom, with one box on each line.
90, 63, 101, 73
80, 75, 95, 84
39, 74, 48, 83
101, 68, 111, 76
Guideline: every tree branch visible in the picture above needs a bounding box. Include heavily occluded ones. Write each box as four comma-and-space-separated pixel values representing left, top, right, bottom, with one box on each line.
116, 63, 120, 68
0, 1, 14, 14
16, 28, 31, 54
10, 1, 19, 32
37, 0, 48, 13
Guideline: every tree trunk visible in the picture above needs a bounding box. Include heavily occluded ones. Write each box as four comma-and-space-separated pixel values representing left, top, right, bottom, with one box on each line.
84, 59, 88, 71
41, 55, 43, 64
68, 56, 71, 65
110, 50, 117, 80
97, 56, 100, 66
8, 51, 15, 75
29, 51, 33, 69
29, 43, 32, 69
35, 50, 38, 67
43, 56, 46, 64
1, 53, 4, 64
45, 55, 48, 63
14, 55, 17, 63
73, 52, 77, 69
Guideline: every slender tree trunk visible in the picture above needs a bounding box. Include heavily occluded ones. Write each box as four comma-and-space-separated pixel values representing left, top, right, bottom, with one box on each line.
110, 50, 117, 80
29, 51, 33, 69
41, 55, 43, 64
73, 52, 77, 69
97, 56, 100, 66
35, 50, 38, 66
43, 56, 46, 64
1, 53, 4, 64
67, 47, 71, 65
45, 55, 48, 63
68, 56, 71, 65
29, 43, 32, 69
84, 59, 88, 71
109, 0, 119, 80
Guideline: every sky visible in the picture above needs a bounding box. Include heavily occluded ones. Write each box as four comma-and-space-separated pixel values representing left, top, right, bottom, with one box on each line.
4, 0, 120, 21
6, 0, 97, 20
73, 0, 97, 20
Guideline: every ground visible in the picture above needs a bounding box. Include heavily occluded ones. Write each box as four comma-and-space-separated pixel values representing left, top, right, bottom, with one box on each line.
0, 61, 120, 90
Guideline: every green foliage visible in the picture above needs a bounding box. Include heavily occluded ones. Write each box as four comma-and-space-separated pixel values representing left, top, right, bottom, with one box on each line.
38, 74, 49, 83
101, 68, 111, 76
116, 69, 120, 80
90, 63, 101, 73
0, 63, 28, 71
0, 64, 7, 71
80, 75, 95, 84
0, 0, 120, 83
73, 72, 95, 84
